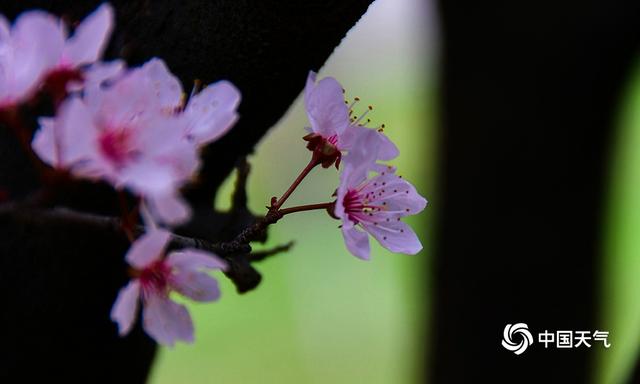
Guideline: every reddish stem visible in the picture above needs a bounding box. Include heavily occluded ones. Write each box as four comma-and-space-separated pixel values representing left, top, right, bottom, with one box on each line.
278, 202, 334, 216
272, 152, 322, 210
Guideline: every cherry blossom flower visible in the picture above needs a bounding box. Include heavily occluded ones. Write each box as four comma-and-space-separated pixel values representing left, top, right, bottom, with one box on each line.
51, 3, 114, 72
303, 71, 398, 167
32, 60, 199, 224
0, 11, 60, 109
111, 230, 227, 346
0, 4, 113, 109
139, 57, 241, 145
333, 129, 427, 260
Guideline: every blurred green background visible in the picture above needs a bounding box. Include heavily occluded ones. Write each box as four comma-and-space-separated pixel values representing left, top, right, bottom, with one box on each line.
597, 60, 640, 384
149, 0, 436, 383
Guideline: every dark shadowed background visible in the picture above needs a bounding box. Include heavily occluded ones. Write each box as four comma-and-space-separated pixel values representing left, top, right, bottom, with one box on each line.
5, 0, 640, 383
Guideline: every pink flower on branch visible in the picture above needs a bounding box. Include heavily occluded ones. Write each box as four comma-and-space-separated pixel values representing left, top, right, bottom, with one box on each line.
0, 4, 114, 109
111, 230, 227, 346
32, 57, 241, 225
334, 130, 427, 260
141, 58, 241, 145
303, 71, 398, 168
271, 72, 399, 211
33, 62, 200, 224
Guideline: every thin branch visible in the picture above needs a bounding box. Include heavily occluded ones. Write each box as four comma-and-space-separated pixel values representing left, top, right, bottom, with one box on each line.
249, 241, 295, 262
272, 153, 321, 210
0, 204, 251, 256
278, 202, 334, 216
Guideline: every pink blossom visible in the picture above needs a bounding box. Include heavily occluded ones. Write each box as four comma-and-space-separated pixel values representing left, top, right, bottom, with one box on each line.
0, 4, 113, 108
334, 130, 427, 260
303, 71, 398, 167
139, 58, 241, 145
32, 59, 199, 224
33, 57, 242, 224
183, 80, 241, 145
110, 230, 227, 346
0, 11, 60, 108
56, 3, 114, 71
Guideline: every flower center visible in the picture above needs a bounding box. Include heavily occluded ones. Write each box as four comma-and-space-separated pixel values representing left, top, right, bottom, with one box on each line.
99, 128, 134, 167
139, 260, 172, 297
343, 189, 366, 223
342, 184, 387, 224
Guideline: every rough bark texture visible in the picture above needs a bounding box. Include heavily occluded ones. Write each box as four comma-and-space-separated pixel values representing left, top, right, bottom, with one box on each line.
433, 1, 640, 382
0, 1, 373, 381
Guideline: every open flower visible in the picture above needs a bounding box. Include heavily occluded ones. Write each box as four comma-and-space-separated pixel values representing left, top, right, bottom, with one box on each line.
47, 3, 114, 73
0, 4, 113, 109
43, 3, 114, 86
333, 130, 427, 260
140, 57, 241, 146
0, 11, 60, 109
111, 230, 227, 346
33, 59, 199, 224
303, 71, 398, 167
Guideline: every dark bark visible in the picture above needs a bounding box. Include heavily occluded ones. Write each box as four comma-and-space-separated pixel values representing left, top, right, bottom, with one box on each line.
432, 1, 640, 383
0, 1, 373, 381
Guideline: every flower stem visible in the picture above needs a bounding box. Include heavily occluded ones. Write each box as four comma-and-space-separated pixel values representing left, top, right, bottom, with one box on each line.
278, 202, 334, 216
272, 153, 321, 210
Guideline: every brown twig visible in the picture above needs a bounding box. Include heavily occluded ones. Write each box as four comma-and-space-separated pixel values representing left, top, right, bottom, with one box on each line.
249, 241, 295, 262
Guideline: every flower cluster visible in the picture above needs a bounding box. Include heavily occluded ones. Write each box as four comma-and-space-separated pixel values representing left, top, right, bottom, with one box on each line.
1, 4, 236, 345
301, 71, 427, 260
33, 58, 240, 225
3, 4, 428, 347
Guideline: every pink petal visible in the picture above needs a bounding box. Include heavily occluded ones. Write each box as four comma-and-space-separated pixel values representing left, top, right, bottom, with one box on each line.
171, 270, 221, 302
167, 249, 228, 271
63, 3, 114, 66
334, 182, 349, 222
344, 127, 383, 166
32, 97, 99, 171
341, 224, 371, 260
142, 58, 183, 110
9, 11, 64, 102
375, 131, 399, 161
0, 15, 10, 39
124, 116, 199, 194
362, 220, 423, 255
304, 74, 349, 138
125, 230, 171, 269
88, 67, 160, 125
185, 80, 241, 145
121, 162, 180, 197
361, 171, 428, 215
110, 280, 141, 336
59, 97, 99, 165
303, 71, 317, 110
142, 296, 194, 346
338, 159, 368, 196
143, 192, 191, 226
32, 117, 56, 166
68, 59, 125, 93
